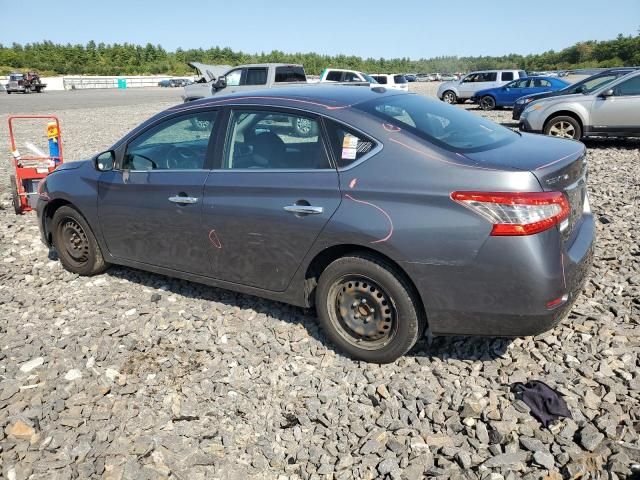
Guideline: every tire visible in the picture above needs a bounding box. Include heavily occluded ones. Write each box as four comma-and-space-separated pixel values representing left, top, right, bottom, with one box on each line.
480, 95, 496, 111
544, 116, 582, 140
315, 253, 425, 363
9, 175, 21, 214
293, 117, 318, 137
442, 90, 457, 104
51, 206, 109, 276
6, 91, 11, 94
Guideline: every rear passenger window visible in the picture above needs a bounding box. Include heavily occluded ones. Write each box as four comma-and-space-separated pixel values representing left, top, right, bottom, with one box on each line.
374, 76, 388, 84
224, 110, 330, 170
275, 66, 306, 82
245, 68, 267, 86
481, 72, 498, 81
325, 120, 377, 169
501, 72, 514, 81
326, 71, 342, 81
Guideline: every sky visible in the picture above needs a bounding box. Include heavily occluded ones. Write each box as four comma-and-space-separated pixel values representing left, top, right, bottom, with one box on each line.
1, 0, 638, 59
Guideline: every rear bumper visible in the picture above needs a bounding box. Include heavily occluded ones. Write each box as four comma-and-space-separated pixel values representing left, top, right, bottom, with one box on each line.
403, 211, 595, 337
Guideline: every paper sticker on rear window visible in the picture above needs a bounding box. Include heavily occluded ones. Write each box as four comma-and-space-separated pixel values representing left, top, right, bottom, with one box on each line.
341, 147, 357, 160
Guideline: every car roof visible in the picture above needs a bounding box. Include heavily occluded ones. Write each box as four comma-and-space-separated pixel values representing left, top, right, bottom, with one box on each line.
171, 85, 405, 114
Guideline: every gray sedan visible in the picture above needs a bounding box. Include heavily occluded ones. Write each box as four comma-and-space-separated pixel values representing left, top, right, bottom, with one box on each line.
37, 86, 594, 363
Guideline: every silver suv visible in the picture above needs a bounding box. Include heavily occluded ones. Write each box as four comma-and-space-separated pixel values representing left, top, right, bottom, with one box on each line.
437, 69, 527, 104
519, 70, 640, 139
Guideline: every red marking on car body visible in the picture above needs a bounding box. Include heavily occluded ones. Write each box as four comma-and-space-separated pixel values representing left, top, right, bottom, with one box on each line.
349, 178, 358, 189
383, 123, 401, 132
345, 193, 393, 244
208, 230, 222, 249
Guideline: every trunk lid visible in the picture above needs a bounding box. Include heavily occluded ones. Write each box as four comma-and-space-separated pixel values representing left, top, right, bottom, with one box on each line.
464, 133, 588, 242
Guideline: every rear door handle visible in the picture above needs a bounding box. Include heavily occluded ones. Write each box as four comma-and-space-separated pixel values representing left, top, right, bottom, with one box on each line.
284, 205, 323, 215
169, 196, 198, 204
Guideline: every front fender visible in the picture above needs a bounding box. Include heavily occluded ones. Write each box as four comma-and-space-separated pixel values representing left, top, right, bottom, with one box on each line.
542, 104, 590, 128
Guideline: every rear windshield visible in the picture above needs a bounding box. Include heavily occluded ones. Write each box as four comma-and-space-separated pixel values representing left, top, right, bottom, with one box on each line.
275, 66, 306, 83
356, 94, 518, 153
394, 75, 407, 84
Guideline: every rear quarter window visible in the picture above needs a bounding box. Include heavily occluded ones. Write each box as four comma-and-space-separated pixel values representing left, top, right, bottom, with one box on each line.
326, 71, 342, 81
394, 75, 407, 84
372, 76, 388, 84
324, 120, 377, 169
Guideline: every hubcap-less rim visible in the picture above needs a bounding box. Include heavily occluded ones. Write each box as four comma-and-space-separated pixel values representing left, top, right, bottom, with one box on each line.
549, 121, 576, 139
329, 275, 397, 350
443, 92, 455, 104
61, 218, 89, 264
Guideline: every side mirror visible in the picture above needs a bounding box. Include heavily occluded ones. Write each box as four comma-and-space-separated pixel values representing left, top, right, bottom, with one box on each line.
95, 150, 115, 171
600, 89, 614, 98
214, 77, 227, 90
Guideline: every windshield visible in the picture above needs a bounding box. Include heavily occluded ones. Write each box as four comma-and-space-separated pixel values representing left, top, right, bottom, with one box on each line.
566, 74, 619, 94
363, 74, 379, 84
357, 94, 517, 152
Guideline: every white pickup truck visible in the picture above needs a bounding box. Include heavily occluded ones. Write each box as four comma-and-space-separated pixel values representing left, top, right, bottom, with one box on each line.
182, 62, 308, 102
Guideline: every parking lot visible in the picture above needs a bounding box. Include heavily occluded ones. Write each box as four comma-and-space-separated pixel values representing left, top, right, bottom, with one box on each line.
0, 85, 638, 479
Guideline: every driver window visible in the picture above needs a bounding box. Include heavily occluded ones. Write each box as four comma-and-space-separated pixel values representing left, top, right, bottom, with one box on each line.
225, 69, 242, 87
123, 111, 217, 171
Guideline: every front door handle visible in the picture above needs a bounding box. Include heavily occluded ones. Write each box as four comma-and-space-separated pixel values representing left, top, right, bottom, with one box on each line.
284, 205, 323, 215
169, 195, 198, 204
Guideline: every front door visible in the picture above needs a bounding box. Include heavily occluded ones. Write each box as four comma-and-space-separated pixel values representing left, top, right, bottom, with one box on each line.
98, 110, 219, 274
202, 108, 341, 291
590, 75, 640, 133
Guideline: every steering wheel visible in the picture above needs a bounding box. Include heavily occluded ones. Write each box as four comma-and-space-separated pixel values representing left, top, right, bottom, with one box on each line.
167, 145, 200, 170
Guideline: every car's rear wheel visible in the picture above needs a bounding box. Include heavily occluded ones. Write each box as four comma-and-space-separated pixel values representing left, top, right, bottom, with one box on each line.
52, 206, 109, 276
316, 254, 425, 363
293, 117, 318, 137
544, 116, 582, 140
480, 95, 496, 110
442, 90, 457, 104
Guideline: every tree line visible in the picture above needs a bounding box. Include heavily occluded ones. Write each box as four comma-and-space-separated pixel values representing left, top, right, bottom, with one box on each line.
1, 34, 638, 77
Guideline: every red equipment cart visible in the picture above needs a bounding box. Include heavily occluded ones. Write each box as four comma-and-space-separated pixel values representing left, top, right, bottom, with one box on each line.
8, 115, 63, 214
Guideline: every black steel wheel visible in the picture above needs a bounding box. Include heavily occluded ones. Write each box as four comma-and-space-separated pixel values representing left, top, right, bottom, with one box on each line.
316, 253, 425, 363
330, 275, 398, 350
480, 95, 496, 111
52, 205, 109, 276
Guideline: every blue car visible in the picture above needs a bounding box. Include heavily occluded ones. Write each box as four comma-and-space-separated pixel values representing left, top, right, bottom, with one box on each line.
473, 76, 570, 111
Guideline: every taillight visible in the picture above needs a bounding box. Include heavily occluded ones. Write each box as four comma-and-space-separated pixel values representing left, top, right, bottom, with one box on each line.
451, 191, 570, 236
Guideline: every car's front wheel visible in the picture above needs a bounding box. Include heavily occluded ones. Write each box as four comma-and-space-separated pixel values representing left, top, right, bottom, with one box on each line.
316, 254, 425, 363
442, 90, 457, 104
544, 116, 582, 140
52, 206, 110, 276
480, 95, 496, 111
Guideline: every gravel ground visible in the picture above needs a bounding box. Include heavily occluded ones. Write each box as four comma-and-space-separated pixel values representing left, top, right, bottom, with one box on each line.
0, 85, 639, 480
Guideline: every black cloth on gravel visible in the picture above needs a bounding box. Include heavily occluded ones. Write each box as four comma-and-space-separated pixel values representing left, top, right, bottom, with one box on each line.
511, 380, 572, 427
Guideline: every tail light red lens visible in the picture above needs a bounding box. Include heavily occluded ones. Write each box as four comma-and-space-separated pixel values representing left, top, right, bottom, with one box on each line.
451, 191, 570, 236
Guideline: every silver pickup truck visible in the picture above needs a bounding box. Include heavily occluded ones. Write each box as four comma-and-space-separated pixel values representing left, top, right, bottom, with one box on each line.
182, 62, 308, 102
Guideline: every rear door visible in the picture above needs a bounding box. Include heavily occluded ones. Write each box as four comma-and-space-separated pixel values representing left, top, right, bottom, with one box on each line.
202, 107, 341, 291
98, 110, 219, 274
